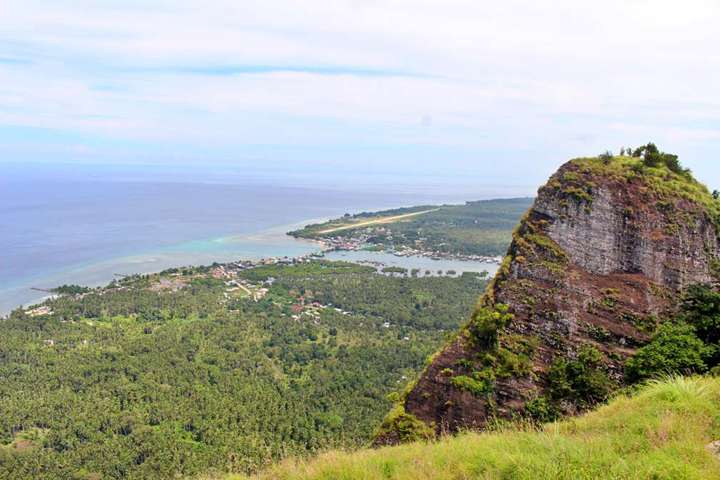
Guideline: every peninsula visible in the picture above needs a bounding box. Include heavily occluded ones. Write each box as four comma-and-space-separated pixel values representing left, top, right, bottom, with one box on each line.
290, 198, 533, 263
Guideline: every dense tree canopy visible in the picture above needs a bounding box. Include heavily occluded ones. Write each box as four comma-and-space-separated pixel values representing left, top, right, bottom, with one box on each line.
0, 261, 487, 479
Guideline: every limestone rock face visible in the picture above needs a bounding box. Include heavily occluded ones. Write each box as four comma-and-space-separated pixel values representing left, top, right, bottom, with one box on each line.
537, 183, 717, 290
376, 157, 720, 443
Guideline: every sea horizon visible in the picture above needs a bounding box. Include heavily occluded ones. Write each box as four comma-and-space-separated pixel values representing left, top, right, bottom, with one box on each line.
1, 164, 532, 315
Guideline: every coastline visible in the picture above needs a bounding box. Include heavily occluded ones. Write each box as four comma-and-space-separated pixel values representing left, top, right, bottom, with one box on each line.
0, 219, 326, 317
1, 230, 500, 318
1, 208, 504, 317
3, 174, 465, 318
292, 229, 504, 265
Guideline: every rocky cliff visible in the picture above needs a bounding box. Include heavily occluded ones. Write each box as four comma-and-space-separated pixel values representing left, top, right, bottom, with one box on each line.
376, 154, 720, 444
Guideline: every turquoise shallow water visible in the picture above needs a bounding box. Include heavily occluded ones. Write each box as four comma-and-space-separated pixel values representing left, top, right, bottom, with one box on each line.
0, 223, 321, 314
2, 171, 501, 315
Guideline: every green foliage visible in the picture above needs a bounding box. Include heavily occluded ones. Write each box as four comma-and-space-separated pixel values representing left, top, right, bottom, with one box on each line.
509, 219, 568, 278
265, 263, 488, 331
51, 284, 92, 295
238, 260, 373, 282
600, 288, 620, 309
235, 376, 720, 480
546, 168, 597, 207
548, 345, 614, 406
491, 334, 537, 378
625, 323, 710, 382
380, 266, 407, 275
0, 261, 486, 478
373, 406, 434, 444
569, 153, 720, 224
680, 284, 720, 345
561, 185, 594, 204
710, 257, 720, 280
524, 396, 558, 423
586, 323, 611, 342
598, 150, 613, 164
493, 346, 533, 377
450, 333, 535, 399
451, 371, 495, 396
523, 233, 567, 262
468, 304, 513, 350
625, 284, 720, 382
632, 142, 686, 174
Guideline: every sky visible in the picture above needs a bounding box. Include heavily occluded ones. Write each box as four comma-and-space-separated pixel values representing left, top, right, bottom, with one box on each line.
1, 0, 719, 190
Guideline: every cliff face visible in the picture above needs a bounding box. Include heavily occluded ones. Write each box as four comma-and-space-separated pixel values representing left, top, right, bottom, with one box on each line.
376, 156, 720, 444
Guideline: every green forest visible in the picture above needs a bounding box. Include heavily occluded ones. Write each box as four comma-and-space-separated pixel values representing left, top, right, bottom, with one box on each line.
0, 261, 488, 479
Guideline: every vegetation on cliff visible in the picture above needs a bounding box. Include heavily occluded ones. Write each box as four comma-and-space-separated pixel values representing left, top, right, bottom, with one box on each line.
376, 146, 720, 444
626, 284, 720, 381
231, 376, 720, 480
565, 147, 720, 222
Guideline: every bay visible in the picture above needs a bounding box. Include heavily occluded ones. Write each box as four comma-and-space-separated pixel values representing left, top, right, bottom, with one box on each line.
1, 172, 498, 314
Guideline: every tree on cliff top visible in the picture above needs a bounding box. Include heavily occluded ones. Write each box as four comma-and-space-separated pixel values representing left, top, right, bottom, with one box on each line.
631, 142, 687, 175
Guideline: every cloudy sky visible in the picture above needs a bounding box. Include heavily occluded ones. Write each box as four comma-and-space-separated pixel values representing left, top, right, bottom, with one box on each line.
1, 0, 719, 189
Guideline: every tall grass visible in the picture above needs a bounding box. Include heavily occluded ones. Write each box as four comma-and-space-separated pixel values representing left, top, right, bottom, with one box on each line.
228, 376, 720, 480
572, 156, 720, 220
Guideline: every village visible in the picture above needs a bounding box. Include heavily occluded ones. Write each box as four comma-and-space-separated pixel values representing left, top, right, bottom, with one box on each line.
22, 237, 497, 320
21, 226, 497, 325
27, 254, 419, 361
206, 257, 362, 322
313, 225, 503, 265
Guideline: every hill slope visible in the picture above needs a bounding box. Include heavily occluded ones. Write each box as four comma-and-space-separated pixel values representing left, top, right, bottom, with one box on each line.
377, 154, 720, 442
231, 376, 720, 480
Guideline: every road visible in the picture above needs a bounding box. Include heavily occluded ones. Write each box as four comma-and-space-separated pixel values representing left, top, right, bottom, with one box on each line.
317, 208, 440, 234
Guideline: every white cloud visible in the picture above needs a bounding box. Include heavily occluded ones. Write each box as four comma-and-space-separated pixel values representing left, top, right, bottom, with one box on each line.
0, 0, 719, 185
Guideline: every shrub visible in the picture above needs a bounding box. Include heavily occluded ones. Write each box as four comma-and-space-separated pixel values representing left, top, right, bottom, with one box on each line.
451, 373, 494, 396
632, 142, 685, 174
625, 322, 710, 382
494, 347, 532, 377
548, 345, 613, 406
640, 143, 662, 167
680, 284, 720, 345
375, 405, 434, 444
524, 396, 558, 422
663, 154, 682, 174
468, 304, 513, 350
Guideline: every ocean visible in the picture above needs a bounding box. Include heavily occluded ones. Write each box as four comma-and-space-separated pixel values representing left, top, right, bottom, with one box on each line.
1, 165, 520, 315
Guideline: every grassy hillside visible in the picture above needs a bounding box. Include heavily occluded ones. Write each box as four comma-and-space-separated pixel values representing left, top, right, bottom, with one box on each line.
231, 376, 720, 480
565, 154, 720, 220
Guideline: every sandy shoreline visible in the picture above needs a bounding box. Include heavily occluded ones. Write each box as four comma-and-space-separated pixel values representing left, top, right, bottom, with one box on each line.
0, 218, 327, 317
1, 208, 501, 317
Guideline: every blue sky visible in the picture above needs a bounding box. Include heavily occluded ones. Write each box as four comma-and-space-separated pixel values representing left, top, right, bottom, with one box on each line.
1, 0, 719, 191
